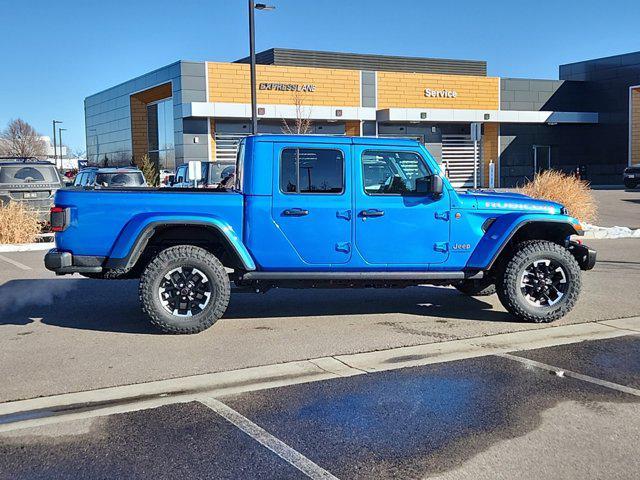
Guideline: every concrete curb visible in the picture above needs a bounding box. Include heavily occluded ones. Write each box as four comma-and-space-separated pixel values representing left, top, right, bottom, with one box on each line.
0, 242, 54, 253
1, 316, 638, 433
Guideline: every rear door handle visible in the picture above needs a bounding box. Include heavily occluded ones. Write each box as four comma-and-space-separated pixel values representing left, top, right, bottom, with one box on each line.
283, 208, 309, 217
360, 209, 385, 218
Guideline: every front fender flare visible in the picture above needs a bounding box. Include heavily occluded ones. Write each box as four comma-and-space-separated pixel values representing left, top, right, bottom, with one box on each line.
104, 213, 256, 271
466, 214, 581, 271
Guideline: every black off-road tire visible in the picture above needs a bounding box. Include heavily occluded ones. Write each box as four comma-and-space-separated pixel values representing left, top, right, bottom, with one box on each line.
139, 245, 230, 334
624, 180, 638, 189
496, 240, 581, 323
455, 278, 496, 296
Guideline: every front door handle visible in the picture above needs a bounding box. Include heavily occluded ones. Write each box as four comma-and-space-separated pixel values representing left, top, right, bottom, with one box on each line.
360, 209, 385, 218
283, 208, 309, 217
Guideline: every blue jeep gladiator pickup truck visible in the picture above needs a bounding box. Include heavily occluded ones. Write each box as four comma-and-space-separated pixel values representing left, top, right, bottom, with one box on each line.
45, 135, 596, 334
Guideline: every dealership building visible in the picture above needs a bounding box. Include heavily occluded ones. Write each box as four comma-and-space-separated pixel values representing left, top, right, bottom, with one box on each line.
85, 48, 640, 187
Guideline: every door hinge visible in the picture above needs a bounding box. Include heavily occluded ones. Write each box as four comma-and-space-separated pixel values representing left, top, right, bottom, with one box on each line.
434, 211, 450, 221
434, 242, 449, 253
335, 242, 351, 253
336, 209, 352, 220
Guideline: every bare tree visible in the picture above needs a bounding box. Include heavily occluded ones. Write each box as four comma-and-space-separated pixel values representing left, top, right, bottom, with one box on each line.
0, 119, 47, 158
281, 93, 312, 135
70, 147, 86, 159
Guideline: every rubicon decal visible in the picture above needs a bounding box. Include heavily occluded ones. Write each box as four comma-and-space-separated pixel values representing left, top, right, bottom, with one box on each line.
483, 201, 557, 214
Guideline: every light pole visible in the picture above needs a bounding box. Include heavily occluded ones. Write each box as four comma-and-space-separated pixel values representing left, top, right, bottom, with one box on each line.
52, 120, 62, 163
248, 1, 275, 135
58, 128, 67, 168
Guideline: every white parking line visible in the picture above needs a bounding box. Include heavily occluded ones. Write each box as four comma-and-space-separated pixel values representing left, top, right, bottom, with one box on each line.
498, 353, 640, 397
0, 254, 32, 271
200, 398, 339, 480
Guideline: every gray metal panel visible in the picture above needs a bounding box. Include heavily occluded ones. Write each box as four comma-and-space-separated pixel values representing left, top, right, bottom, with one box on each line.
236, 48, 487, 76
361, 70, 376, 108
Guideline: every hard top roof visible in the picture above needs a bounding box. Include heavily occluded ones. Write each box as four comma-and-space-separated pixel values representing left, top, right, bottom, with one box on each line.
249, 134, 421, 146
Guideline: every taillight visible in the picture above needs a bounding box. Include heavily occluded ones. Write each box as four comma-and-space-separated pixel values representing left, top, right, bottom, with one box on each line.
50, 206, 69, 232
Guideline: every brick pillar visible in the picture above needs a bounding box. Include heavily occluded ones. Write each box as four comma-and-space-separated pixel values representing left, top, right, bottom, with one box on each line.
345, 121, 361, 137
482, 123, 499, 188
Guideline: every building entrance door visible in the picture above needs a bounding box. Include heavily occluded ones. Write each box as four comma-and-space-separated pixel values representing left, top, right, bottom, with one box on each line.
533, 145, 551, 175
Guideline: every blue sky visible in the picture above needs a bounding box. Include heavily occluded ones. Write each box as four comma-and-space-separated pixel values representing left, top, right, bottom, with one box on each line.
1, 0, 639, 152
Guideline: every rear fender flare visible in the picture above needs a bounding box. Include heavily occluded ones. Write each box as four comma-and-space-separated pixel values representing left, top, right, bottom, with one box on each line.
466, 214, 581, 271
105, 213, 256, 271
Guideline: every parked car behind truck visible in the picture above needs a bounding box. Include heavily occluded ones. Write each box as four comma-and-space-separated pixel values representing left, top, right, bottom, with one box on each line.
73, 167, 147, 188
0, 158, 63, 221
172, 161, 235, 188
46, 135, 596, 334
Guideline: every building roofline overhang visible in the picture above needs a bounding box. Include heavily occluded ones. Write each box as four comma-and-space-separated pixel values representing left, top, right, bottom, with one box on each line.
376, 108, 599, 124
184, 102, 376, 122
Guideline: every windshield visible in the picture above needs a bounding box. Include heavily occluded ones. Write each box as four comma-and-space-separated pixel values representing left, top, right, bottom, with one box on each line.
0, 165, 60, 184
95, 172, 145, 187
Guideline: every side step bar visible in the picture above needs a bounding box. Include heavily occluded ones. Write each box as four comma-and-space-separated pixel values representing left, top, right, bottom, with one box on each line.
238, 271, 483, 281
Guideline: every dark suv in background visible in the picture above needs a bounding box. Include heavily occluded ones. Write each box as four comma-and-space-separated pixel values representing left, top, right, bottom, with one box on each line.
0, 158, 63, 221
624, 164, 640, 189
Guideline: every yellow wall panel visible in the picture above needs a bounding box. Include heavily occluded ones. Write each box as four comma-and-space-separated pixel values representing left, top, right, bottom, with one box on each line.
377, 72, 499, 110
482, 123, 499, 187
207, 62, 360, 107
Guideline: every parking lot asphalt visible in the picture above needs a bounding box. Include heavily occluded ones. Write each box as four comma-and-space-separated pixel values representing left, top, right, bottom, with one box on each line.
0, 237, 639, 402
592, 187, 640, 229
1, 335, 639, 479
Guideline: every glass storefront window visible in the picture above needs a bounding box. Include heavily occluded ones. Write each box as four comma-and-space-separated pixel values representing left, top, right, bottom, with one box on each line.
147, 98, 175, 171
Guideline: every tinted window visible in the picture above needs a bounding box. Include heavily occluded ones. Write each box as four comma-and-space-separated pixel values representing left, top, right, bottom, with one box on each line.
74, 172, 85, 186
0, 165, 59, 184
95, 172, 145, 187
175, 166, 186, 183
280, 148, 344, 194
362, 150, 430, 195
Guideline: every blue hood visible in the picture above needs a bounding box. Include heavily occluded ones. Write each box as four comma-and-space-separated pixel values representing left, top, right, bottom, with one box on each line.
467, 190, 564, 215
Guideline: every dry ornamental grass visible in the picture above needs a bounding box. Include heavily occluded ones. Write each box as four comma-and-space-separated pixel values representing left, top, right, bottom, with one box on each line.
0, 202, 41, 244
519, 170, 598, 224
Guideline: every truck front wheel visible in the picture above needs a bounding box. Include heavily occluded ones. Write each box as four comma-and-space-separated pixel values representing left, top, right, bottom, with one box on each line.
496, 240, 581, 323
139, 245, 230, 334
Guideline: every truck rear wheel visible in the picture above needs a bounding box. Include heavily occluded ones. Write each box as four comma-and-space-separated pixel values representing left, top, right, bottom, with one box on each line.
454, 278, 496, 296
139, 245, 230, 334
496, 240, 581, 323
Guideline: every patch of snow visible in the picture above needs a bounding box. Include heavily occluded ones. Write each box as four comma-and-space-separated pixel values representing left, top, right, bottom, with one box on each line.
0, 242, 54, 252
581, 224, 640, 239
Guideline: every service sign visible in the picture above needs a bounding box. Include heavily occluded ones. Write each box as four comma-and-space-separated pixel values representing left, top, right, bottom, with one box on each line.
424, 88, 458, 98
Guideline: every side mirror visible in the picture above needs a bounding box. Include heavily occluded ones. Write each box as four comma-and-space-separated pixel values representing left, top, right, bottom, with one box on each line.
430, 175, 444, 198
415, 175, 444, 198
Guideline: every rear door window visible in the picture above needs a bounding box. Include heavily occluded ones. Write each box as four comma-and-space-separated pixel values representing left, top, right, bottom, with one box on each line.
280, 148, 344, 194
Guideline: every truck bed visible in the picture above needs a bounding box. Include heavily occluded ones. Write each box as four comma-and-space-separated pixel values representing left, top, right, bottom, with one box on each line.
53, 188, 244, 257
